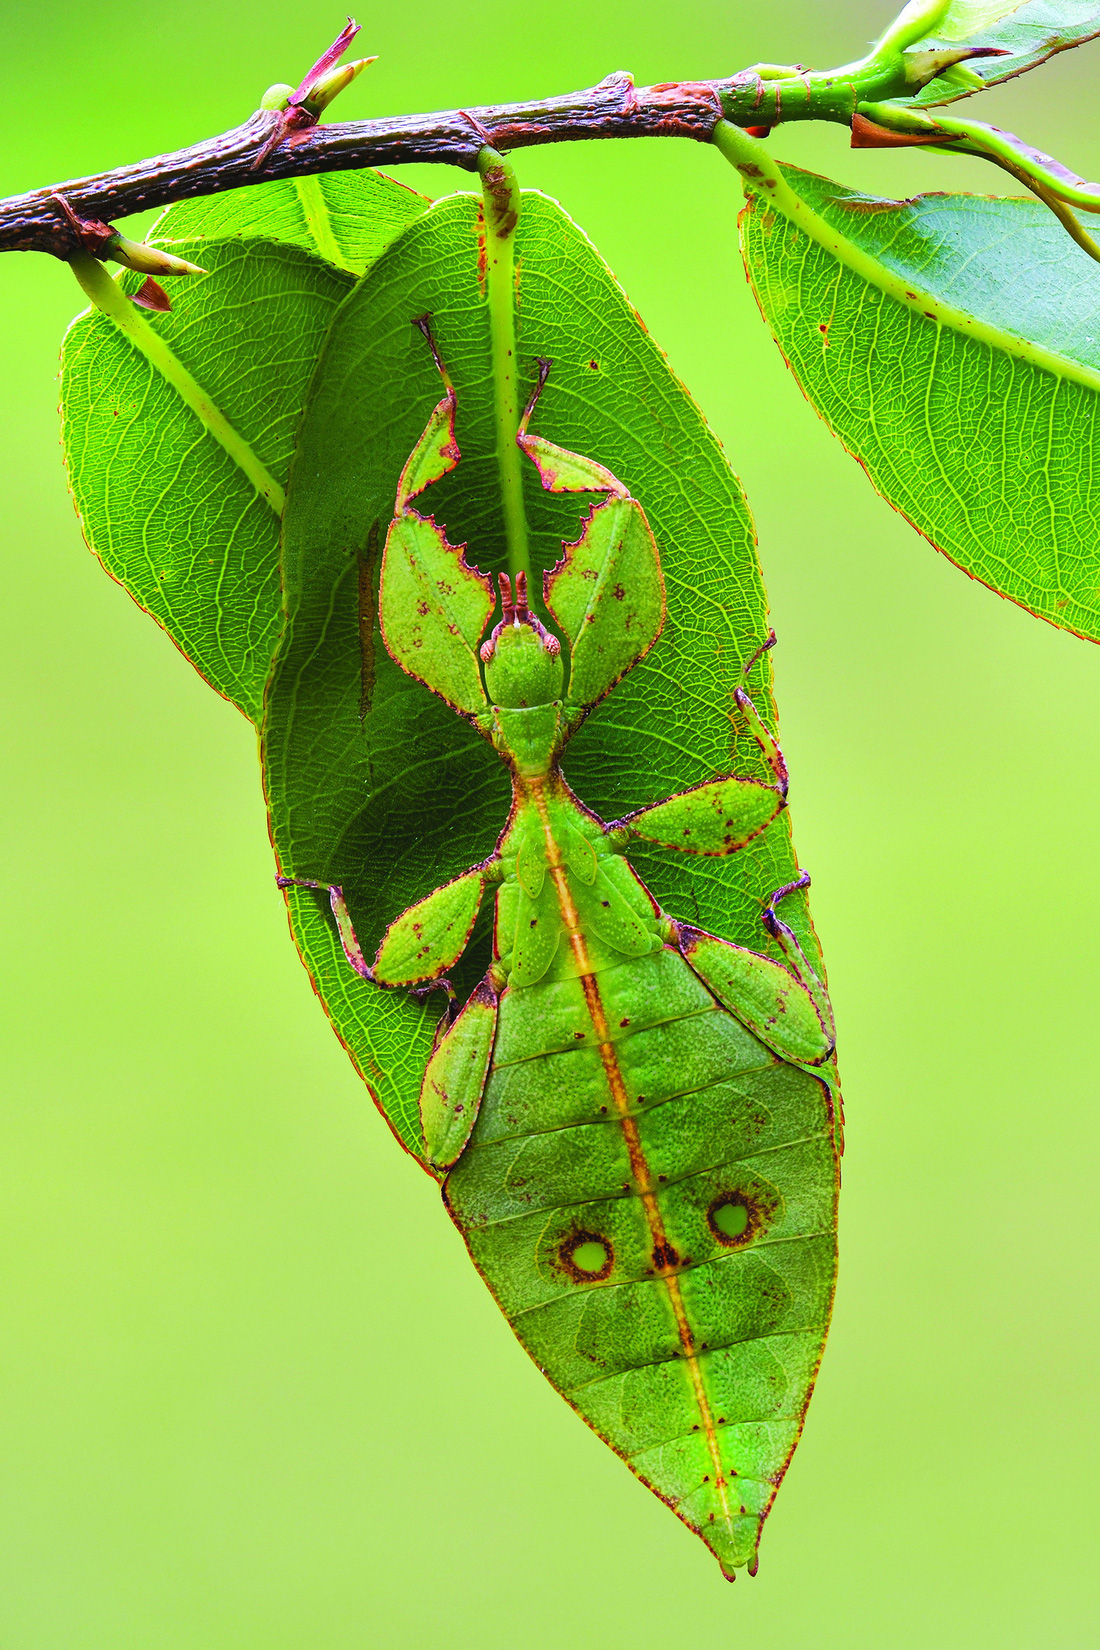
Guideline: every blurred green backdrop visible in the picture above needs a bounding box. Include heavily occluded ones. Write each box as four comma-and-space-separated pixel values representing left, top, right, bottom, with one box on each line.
2, 1, 1098, 1645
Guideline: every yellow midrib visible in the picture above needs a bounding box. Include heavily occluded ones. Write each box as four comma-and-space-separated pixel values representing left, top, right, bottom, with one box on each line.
530, 781, 740, 1539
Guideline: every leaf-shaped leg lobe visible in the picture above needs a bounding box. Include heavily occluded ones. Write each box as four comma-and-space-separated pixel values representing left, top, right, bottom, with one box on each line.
514, 360, 665, 714
379, 513, 494, 717
610, 773, 785, 855
281, 862, 496, 990
420, 975, 499, 1166
605, 682, 787, 855
548, 496, 665, 714
678, 925, 833, 1067
394, 320, 461, 510
517, 361, 629, 498
676, 875, 834, 1066
374, 864, 493, 987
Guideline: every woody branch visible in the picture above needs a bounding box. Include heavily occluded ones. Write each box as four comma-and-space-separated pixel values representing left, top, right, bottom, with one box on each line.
0, 72, 790, 260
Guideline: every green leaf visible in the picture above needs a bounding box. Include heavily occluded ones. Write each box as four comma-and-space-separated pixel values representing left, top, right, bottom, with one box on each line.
904, 0, 1100, 104
265, 189, 822, 1160
737, 156, 1100, 641
148, 169, 427, 274
59, 171, 427, 720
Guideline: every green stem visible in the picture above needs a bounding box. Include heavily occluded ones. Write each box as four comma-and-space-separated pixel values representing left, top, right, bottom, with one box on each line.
68, 254, 285, 516
477, 148, 531, 590
875, 0, 952, 55
711, 121, 1100, 395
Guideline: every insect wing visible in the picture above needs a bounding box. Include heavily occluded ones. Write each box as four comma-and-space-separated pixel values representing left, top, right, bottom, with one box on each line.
570, 865, 654, 958
511, 878, 564, 987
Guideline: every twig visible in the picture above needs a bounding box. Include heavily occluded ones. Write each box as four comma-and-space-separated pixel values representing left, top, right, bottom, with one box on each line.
0, 72, 832, 259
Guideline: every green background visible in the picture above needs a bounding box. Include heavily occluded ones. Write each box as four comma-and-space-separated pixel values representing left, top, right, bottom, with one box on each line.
2, 0, 1098, 1643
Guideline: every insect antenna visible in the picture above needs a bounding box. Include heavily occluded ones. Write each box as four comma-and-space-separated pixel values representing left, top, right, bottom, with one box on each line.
498, 571, 515, 623
517, 357, 552, 439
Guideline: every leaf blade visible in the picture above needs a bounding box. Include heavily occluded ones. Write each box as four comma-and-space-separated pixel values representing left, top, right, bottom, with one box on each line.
60, 170, 428, 720
903, 0, 1100, 104
264, 188, 830, 1162
61, 239, 353, 717
738, 157, 1100, 641
149, 169, 427, 274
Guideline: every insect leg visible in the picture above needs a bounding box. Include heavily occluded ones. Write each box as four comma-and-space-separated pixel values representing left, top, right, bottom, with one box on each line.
733, 683, 787, 794
281, 862, 500, 992
605, 635, 791, 854
605, 773, 784, 855
420, 973, 499, 1168
672, 889, 834, 1068
760, 871, 836, 1048
374, 863, 497, 987
277, 876, 375, 981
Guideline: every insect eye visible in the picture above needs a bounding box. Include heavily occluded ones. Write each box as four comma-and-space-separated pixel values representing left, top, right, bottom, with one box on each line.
559, 1231, 614, 1281
707, 1194, 753, 1247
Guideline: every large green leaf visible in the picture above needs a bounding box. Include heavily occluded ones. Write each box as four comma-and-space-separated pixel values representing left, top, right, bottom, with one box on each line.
736, 154, 1100, 641
266, 189, 822, 1161
148, 170, 427, 275
903, 0, 1100, 105
60, 172, 426, 719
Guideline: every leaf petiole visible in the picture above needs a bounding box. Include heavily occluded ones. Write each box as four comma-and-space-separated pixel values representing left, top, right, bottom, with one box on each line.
68, 252, 285, 514
477, 148, 532, 591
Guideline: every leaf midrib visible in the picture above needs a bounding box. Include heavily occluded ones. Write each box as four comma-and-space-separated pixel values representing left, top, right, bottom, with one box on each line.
715, 125, 1100, 397
294, 175, 354, 272
69, 252, 286, 517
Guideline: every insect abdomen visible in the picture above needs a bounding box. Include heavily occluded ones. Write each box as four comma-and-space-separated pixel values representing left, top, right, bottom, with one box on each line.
443, 946, 838, 1573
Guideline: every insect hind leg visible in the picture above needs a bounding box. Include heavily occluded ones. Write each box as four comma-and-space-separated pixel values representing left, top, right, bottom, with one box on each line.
761, 871, 835, 1046
734, 630, 787, 796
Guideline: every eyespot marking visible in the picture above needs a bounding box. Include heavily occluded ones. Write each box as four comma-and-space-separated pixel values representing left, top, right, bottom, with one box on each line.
708, 1192, 754, 1247
559, 1230, 614, 1282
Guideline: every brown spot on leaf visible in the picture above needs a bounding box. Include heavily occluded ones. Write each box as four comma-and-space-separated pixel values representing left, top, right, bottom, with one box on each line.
558, 1230, 614, 1283
707, 1184, 780, 1248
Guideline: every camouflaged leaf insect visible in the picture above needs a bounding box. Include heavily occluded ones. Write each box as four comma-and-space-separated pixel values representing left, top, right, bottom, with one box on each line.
281, 339, 839, 1581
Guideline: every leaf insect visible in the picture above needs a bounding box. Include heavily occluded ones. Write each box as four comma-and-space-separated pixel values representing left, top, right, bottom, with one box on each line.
281, 325, 840, 1579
